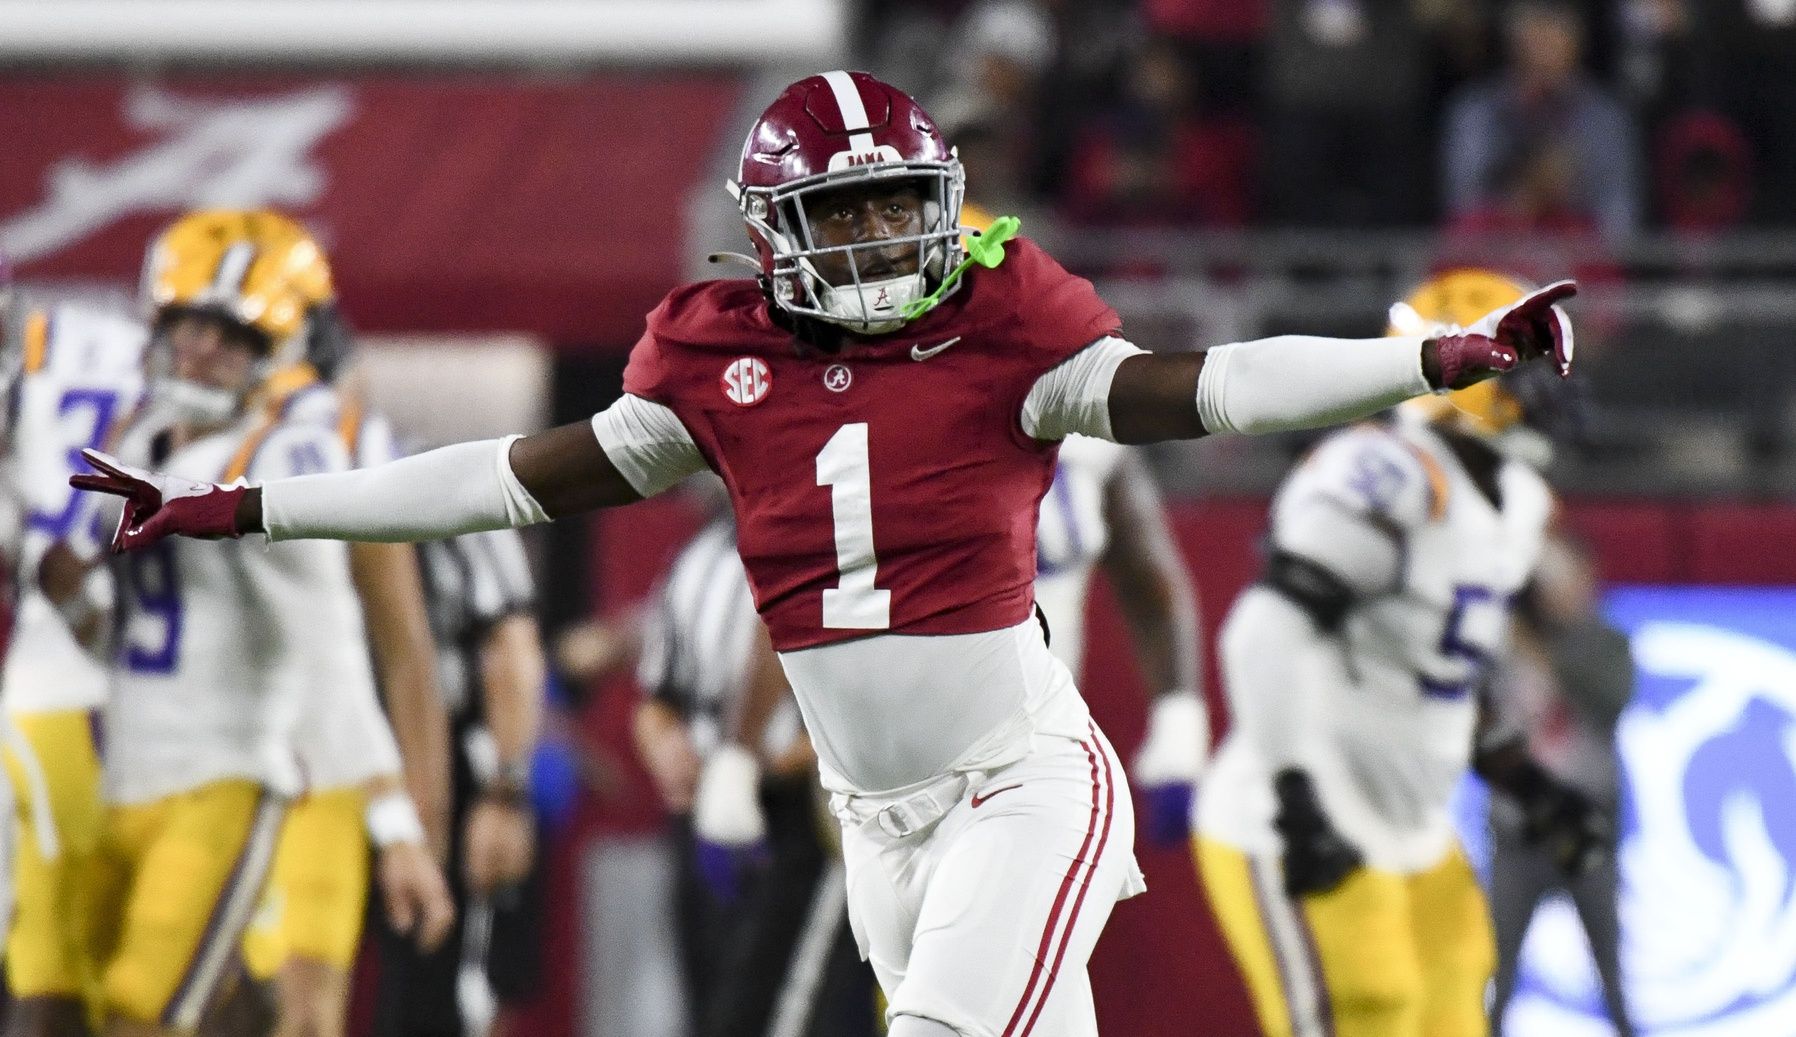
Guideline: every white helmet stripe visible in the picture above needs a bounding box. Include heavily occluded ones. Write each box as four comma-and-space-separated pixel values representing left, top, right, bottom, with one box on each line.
210, 242, 256, 299
820, 69, 877, 153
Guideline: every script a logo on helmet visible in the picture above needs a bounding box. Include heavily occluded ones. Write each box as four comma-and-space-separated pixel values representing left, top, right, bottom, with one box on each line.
721, 356, 772, 407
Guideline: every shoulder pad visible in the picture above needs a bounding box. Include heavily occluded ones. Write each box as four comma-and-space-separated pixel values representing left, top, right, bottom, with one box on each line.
241, 420, 354, 482
34, 305, 147, 379
1286, 425, 1442, 530
643, 280, 782, 351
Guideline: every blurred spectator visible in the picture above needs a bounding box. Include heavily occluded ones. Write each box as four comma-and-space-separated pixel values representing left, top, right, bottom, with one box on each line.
1709, 0, 1796, 225
929, 0, 1056, 158
942, 106, 1054, 233
931, 0, 1139, 209
1488, 534, 1637, 1037
1449, 138, 1599, 237
1062, 37, 1256, 226
1654, 110, 1754, 234
1143, 0, 1268, 42
1616, 0, 1706, 126
1443, 1, 1642, 240
1263, 0, 1433, 226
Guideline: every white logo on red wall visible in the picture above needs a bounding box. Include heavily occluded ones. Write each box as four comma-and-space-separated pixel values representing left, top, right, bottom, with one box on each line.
721, 357, 772, 406
0, 84, 353, 262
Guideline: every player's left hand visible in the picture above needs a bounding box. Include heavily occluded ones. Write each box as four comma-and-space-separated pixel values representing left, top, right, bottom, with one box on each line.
68, 448, 246, 553
1131, 690, 1208, 844
378, 840, 457, 952
464, 796, 536, 894
1521, 780, 1614, 878
1430, 280, 1577, 390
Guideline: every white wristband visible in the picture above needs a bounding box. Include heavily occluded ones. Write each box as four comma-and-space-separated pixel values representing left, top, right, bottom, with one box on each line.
365, 791, 426, 849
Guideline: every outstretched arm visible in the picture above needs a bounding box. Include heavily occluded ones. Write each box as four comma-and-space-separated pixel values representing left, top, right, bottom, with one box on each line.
72, 394, 705, 553
1103, 281, 1575, 444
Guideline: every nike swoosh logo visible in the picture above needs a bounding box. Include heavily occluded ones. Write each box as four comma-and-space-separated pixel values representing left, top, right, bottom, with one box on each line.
970, 783, 1022, 808
910, 336, 962, 361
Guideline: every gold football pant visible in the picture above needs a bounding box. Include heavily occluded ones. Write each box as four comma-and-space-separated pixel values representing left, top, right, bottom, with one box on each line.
85, 779, 286, 1031
1, 709, 106, 1000
1196, 836, 1493, 1037
242, 786, 372, 979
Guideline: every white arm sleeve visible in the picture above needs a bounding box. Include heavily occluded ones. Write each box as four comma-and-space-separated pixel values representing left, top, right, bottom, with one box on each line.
589, 394, 707, 497
1196, 334, 1432, 435
261, 436, 549, 543
1020, 336, 1146, 441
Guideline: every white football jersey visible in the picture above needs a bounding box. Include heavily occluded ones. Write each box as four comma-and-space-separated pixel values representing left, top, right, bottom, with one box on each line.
1033, 434, 1127, 677
279, 397, 404, 792
1199, 417, 1554, 872
1, 305, 147, 714
105, 382, 379, 805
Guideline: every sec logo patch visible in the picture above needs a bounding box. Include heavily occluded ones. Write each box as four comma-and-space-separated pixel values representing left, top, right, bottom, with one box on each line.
721, 357, 771, 407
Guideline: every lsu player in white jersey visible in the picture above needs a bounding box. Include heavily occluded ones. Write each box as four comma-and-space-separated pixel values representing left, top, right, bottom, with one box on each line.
1033, 434, 1208, 842
1194, 269, 1609, 1037
0, 278, 147, 1037
40, 210, 450, 1037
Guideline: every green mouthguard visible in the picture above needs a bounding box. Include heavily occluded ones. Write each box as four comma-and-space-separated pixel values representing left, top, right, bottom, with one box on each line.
899, 215, 1021, 321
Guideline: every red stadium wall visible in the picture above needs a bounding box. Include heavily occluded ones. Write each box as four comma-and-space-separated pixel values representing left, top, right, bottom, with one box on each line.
564, 495, 1796, 1037
0, 73, 743, 346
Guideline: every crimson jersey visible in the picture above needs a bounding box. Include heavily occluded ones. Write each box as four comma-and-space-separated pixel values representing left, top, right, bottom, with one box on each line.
622, 237, 1120, 651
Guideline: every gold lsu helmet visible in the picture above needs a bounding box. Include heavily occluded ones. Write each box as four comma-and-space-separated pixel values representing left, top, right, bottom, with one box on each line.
1388, 268, 1531, 439
141, 208, 332, 367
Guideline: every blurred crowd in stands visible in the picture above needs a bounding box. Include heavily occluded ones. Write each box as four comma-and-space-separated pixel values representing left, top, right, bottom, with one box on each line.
857, 0, 1796, 239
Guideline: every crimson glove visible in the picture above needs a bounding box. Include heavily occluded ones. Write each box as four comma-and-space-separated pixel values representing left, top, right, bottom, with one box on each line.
69, 448, 247, 554
1432, 280, 1577, 390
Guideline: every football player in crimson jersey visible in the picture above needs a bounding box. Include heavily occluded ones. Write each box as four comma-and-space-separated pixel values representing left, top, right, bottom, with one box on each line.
73, 72, 1576, 1037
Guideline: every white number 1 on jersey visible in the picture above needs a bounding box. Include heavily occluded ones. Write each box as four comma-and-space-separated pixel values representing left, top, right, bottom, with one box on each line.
816, 423, 891, 629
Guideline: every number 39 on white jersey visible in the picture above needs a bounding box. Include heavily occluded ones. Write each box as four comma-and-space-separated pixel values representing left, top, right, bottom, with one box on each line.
105, 382, 380, 805
2, 305, 147, 715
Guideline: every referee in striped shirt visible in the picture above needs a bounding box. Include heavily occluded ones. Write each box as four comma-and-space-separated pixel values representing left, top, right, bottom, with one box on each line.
374, 526, 546, 1037
633, 512, 875, 1037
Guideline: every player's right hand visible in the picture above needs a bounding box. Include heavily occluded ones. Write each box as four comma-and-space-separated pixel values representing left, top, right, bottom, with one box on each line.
378, 840, 457, 952
69, 448, 247, 553
1273, 768, 1364, 897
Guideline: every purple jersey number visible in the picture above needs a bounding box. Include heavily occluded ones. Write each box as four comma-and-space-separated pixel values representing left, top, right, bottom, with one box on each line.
123, 543, 183, 675
1420, 583, 1498, 699
26, 388, 120, 538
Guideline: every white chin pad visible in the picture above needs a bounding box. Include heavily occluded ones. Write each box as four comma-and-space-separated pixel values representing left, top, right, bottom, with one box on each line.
820, 274, 921, 332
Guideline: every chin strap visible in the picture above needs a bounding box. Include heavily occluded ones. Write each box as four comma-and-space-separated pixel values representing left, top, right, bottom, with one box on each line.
899, 215, 1021, 321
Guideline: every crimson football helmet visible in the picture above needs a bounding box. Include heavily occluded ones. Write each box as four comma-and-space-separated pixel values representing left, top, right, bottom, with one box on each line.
729, 71, 966, 335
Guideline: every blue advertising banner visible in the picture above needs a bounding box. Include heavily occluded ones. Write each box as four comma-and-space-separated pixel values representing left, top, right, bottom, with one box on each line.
1472, 587, 1796, 1036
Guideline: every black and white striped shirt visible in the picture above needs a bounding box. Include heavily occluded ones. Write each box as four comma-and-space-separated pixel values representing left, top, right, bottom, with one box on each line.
418, 527, 537, 719
637, 517, 769, 758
